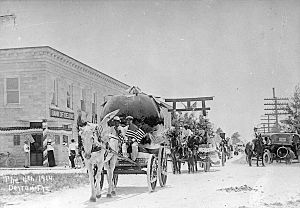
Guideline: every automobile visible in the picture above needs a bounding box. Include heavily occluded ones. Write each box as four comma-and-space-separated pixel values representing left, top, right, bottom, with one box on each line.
261, 132, 300, 164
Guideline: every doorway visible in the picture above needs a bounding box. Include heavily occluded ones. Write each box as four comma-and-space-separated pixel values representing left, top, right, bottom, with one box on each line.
30, 134, 43, 166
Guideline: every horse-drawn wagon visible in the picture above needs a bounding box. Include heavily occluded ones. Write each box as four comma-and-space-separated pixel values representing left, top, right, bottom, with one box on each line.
79, 91, 169, 201
168, 131, 221, 174
197, 144, 220, 172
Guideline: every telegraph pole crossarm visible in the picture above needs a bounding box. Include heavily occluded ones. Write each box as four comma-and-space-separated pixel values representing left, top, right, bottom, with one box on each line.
262, 88, 291, 132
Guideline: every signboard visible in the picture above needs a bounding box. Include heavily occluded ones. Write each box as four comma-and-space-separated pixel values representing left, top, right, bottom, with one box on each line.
278, 137, 287, 142
50, 108, 74, 120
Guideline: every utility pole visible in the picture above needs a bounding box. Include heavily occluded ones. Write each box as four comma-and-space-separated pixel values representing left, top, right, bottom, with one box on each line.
260, 115, 276, 133
264, 88, 289, 132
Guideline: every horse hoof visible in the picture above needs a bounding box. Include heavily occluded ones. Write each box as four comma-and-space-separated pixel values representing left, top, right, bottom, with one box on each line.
107, 193, 112, 198
96, 194, 101, 198
111, 191, 116, 196
89, 197, 96, 202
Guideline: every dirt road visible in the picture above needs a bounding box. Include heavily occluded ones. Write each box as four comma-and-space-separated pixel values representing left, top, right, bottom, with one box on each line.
2, 155, 300, 208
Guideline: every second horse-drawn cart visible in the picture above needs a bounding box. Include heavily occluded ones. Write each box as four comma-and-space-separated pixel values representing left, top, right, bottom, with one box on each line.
197, 144, 221, 172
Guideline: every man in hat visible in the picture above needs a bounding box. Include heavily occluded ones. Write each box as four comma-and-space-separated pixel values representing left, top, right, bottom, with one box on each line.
109, 116, 126, 141
68, 139, 77, 168
23, 140, 30, 168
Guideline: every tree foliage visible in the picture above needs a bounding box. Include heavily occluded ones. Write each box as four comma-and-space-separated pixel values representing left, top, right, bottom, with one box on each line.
215, 127, 223, 135
171, 112, 214, 136
231, 131, 241, 145
284, 84, 300, 133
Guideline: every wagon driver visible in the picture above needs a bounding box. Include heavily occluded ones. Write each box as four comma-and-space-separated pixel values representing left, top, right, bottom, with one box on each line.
109, 116, 126, 147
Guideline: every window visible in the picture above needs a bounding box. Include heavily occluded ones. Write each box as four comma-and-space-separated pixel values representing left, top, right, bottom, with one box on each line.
6, 78, 19, 104
51, 79, 58, 106
13, 135, 20, 146
63, 135, 68, 144
92, 92, 97, 123
67, 84, 73, 109
54, 135, 60, 145
81, 88, 86, 111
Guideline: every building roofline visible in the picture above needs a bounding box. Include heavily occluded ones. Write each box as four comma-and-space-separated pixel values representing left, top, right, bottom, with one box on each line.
0, 46, 131, 89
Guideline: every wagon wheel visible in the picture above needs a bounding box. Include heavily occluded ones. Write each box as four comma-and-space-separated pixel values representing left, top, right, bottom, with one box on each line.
202, 156, 209, 172
147, 154, 158, 192
203, 161, 207, 171
158, 147, 168, 187
206, 160, 211, 172
113, 174, 118, 188
6, 157, 16, 167
263, 150, 271, 165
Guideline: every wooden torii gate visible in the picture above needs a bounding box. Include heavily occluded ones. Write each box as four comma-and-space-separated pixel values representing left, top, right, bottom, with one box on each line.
165, 96, 214, 117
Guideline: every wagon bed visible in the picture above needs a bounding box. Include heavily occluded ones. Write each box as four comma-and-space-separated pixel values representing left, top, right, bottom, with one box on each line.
100, 145, 168, 192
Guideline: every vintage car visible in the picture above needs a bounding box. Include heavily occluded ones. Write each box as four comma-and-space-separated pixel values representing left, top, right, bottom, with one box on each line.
262, 132, 300, 164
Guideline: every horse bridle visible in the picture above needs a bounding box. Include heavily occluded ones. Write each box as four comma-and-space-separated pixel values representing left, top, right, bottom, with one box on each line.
90, 125, 122, 154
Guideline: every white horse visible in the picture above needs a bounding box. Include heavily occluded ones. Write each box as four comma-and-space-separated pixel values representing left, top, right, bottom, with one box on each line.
79, 110, 119, 202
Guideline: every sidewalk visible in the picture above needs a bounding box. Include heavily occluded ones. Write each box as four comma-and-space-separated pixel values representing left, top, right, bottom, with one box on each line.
0, 166, 86, 176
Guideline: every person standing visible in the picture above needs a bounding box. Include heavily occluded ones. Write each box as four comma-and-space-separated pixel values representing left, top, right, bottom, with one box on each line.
23, 141, 30, 168
77, 111, 87, 163
68, 139, 77, 168
47, 138, 56, 167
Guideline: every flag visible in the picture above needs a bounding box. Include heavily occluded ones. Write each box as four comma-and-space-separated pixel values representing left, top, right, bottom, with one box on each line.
125, 128, 145, 144
135, 128, 145, 143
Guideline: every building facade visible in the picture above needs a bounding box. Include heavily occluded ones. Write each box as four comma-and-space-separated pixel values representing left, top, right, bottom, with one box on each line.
0, 46, 130, 167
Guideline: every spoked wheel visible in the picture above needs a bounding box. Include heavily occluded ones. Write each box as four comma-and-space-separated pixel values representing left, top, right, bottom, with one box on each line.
6, 157, 16, 167
205, 160, 211, 172
147, 154, 158, 192
202, 161, 207, 171
158, 147, 168, 187
113, 174, 118, 188
263, 150, 271, 165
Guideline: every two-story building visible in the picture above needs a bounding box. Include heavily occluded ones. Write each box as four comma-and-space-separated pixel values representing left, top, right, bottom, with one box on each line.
0, 46, 130, 167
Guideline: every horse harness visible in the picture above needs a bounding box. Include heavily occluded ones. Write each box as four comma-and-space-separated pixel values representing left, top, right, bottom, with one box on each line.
90, 126, 116, 160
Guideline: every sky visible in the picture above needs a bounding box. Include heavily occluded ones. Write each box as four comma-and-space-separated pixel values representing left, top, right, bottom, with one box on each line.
0, 0, 299, 139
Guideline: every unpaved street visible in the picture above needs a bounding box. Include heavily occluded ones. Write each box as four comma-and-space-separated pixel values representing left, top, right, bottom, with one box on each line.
2, 155, 300, 208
